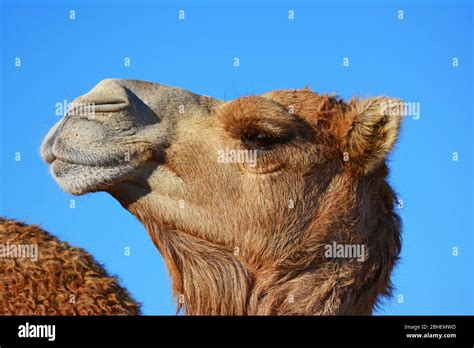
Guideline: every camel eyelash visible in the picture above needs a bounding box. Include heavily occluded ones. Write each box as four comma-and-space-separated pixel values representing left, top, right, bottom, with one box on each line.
240, 129, 292, 149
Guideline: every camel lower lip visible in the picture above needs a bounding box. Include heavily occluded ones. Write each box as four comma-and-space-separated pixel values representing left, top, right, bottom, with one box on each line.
51, 159, 131, 176
50, 159, 136, 195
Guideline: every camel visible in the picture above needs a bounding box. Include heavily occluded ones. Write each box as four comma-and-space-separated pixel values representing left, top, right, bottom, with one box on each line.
0, 218, 140, 315
41, 79, 403, 315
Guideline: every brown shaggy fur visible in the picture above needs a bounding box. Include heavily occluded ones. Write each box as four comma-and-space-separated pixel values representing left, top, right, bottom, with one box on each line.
0, 218, 140, 315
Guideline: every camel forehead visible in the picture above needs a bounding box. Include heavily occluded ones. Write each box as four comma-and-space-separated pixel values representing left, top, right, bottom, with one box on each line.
262, 89, 347, 122
216, 89, 346, 135
223, 89, 343, 118
220, 95, 288, 118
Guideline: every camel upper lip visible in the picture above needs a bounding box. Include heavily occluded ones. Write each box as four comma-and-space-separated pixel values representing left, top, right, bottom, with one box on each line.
42, 151, 56, 164
42, 141, 127, 167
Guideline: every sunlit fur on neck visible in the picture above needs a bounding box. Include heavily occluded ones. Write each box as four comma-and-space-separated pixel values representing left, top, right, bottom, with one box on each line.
127, 165, 400, 316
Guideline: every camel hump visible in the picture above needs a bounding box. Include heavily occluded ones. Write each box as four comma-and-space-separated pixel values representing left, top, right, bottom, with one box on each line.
0, 217, 141, 315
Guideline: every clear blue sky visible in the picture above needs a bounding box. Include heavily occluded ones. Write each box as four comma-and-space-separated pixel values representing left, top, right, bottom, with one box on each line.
1, 0, 472, 315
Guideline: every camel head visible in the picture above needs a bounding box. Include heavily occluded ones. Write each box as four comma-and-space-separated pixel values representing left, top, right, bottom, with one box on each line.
41, 78, 403, 315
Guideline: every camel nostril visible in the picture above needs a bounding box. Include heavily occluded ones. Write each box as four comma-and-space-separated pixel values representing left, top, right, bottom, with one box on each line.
72, 79, 132, 114
91, 100, 130, 113
67, 98, 130, 115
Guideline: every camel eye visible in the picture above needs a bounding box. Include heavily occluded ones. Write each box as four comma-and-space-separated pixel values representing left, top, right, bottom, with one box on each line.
242, 131, 280, 148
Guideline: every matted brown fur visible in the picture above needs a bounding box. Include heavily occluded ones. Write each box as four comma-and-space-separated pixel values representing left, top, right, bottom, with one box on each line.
0, 218, 141, 315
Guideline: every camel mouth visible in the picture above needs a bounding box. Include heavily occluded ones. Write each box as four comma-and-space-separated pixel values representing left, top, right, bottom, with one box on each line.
41, 130, 138, 195
40, 115, 144, 195
41, 118, 163, 195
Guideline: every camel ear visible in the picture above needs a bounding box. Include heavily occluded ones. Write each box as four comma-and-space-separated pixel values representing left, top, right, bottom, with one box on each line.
340, 97, 403, 174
